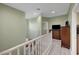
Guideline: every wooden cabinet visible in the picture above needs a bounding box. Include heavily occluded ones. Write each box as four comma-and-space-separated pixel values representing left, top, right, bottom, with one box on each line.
61, 26, 70, 49
77, 34, 79, 54
52, 26, 70, 49
52, 29, 60, 39
77, 26, 79, 54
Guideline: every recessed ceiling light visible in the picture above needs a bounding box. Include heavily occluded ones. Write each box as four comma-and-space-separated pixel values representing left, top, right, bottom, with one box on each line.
33, 13, 38, 15
37, 8, 40, 10
51, 11, 55, 14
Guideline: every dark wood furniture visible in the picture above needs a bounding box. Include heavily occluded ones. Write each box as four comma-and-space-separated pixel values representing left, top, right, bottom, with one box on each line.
77, 34, 79, 54
51, 26, 70, 49
52, 29, 60, 39
77, 25, 79, 54
77, 25, 79, 34
61, 26, 70, 49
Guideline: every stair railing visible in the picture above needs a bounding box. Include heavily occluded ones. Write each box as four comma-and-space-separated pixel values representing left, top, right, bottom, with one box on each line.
0, 32, 52, 55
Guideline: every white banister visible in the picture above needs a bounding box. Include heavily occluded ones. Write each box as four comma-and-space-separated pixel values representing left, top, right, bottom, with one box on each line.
23, 45, 26, 55
0, 32, 52, 55
9, 52, 12, 55
32, 42, 34, 55
37, 40, 39, 55
28, 43, 31, 55
38, 40, 40, 55
39, 37, 41, 55
17, 48, 20, 55
24, 38, 28, 55
35, 41, 38, 55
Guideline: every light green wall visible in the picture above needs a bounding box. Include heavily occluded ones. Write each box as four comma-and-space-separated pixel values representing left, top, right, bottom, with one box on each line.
0, 4, 27, 52
47, 15, 67, 29
42, 17, 48, 22
77, 13, 79, 25
42, 17, 48, 35
28, 16, 42, 39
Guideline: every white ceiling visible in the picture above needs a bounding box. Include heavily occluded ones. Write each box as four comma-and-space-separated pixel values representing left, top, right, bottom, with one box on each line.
5, 3, 70, 17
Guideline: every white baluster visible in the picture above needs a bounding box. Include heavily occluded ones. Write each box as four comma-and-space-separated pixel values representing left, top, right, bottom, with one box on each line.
24, 38, 28, 55
24, 45, 26, 55
38, 40, 40, 55
38, 39, 40, 55
37, 41, 38, 55
9, 52, 12, 55
32, 42, 34, 55
39, 39, 41, 55
35, 40, 38, 55
17, 48, 20, 55
33, 41, 35, 55
28, 43, 31, 55
34, 41, 36, 55
37, 40, 38, 55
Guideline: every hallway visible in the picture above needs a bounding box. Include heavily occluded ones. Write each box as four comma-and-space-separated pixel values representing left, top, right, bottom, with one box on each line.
49, 39, 70, 55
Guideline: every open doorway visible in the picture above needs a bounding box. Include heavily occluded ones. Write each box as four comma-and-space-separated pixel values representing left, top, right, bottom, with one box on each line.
42, 22, 48, 35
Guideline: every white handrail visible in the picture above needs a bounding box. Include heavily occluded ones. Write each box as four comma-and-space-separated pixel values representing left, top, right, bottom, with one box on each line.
0, 32, 52, 55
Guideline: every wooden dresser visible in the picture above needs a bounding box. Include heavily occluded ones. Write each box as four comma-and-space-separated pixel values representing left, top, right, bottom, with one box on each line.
52, 29, 60, 39
77, 34, 79, 54
51, 26, 70, 49
77, 25, 79, 54
61, 26, 70, 49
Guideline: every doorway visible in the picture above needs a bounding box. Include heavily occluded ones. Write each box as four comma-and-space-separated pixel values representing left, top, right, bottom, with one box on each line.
42, 22, 48, 35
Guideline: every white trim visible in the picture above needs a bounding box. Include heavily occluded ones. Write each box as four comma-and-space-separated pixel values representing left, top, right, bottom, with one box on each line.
9, 52, 12, 55
17, 48, 20, 55
0, 32, 52, 55
24, 45, 26, 55
70, 4, 78, 55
